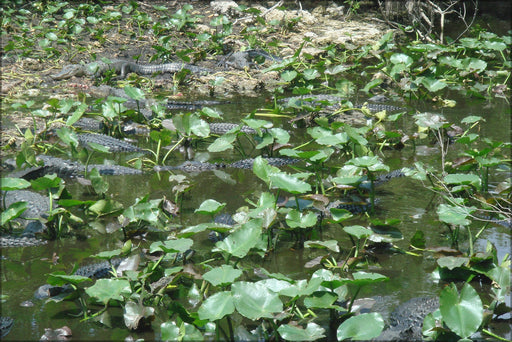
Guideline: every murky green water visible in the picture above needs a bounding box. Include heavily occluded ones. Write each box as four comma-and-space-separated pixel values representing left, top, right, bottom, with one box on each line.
1, 91, 510, 341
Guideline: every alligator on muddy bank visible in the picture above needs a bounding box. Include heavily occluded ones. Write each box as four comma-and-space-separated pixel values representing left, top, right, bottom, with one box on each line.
51, 58, 213, 80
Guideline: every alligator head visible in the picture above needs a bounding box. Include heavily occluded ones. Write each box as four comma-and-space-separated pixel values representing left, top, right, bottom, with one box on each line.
50, 64, 85, 80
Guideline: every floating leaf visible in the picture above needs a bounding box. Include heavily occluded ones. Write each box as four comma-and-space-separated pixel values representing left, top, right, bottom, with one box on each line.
203, 265, 242, 286
278, 322, 326, 341
337, 313, 384, 340
195, 199, 226, 215
124, 301, 154, 330
214, 219, 262, 258
440, 283, 483, 338
85, 278, 131, 304
304, 240, 339, 252
232, 281, 283, 320
198, 291, 235, 321
285, 209, 317, 228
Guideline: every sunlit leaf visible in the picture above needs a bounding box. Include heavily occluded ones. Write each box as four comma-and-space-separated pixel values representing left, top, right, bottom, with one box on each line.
85, 278, 131, 304
278, 322, 326, 341
440, 283, 483, 338
232, 281, 283, 320
203, 265, 242, 286
198, 291, 235, 321
337, 313, 384, 340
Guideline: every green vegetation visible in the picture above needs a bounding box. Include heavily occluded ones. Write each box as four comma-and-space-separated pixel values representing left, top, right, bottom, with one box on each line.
1, 1, 510, 341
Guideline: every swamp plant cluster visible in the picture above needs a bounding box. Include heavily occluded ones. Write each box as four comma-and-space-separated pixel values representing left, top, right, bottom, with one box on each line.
1, 1, 511, 341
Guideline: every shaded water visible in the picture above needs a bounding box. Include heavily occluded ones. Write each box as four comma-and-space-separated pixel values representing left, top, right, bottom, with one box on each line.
1, 91, 510, 341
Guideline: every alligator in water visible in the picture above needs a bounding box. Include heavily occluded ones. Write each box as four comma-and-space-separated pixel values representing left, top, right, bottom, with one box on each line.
34, 258, 123, 300
217, 49, 283, 69
375, 296, 440, 341
281, 94, 405, 113
77, 133, 148, 153
5, 155, 144, 180
81, 84, 229, 119
2, 190, 52, 222
0, 235, 47, 248
154, 157, 299, 172
51, 58, 213, 80
0, 317, 14, 338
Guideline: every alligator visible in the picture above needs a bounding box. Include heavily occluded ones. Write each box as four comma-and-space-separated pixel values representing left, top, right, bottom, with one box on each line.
77, 133, 148, 153
154, 157, 299, 172
73, 117, 151, 135
84, 84, 228, 114
375, 296, 440, 341
0, 235, 47, 248
154, 161, 227, 172
228, 157, 299, 169
34, 258, 123, 300
218, 49, 283, 69
161, 119, 261, 136
51, 58, 213, 80
208, 122, 258, 135
3, 190, 52, 222
281, 94, 405, 113
0, 317, 14, 338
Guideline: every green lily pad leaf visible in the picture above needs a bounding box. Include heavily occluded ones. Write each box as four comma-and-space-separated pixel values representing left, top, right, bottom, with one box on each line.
444, 174, 481, 187
340, 272, 388, 288
161, 321, 181, 341
0, 201, 27, 225
414, 112, 447, 130
420, 77, 447, 92
437, 204, 473, 226
337, 312, 384, 340
269, 127, 290, 144
195, 199, 226, 215
30, 174, 61, 191
329, 208, 353, 222
232, 281, 283, 320
85, 278, 131, 305
47, 273, 91, 286
123, 85, 145, 101
281, 70, 297, 82
461, 116, 483, 124
124, 301, 154, 330
269, 172, 311, 194
285, 209, 317, 228
390, 53, 413, 66
88, 168, 108, 195
304, 240, 339, 252
65, 103, 87, 126
149, 238, 193, 254
214, 219, 262, 258
440, 283, 483, 338
190, 116, 210, 138
486, 264, 510, 301
198, 291, 235, 321
88, 199, 123, 216
94, 249, 123, 259
201, 106, 222, 119
1, 177, 31, 191
304, 291, 338, 309
208, 134, 236, 152
278, 322, 326, 341
437, 256, 469, 270
203, 265, 242, 286
343, 225, 372, 239
316, 132, 348, 146
257, 278, 294, 294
